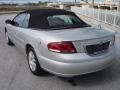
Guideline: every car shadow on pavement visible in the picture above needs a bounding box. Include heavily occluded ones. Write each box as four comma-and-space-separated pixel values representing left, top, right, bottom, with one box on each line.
74, 68, 116, 86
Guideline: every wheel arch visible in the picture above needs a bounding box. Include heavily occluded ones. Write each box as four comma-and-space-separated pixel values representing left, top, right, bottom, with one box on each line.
25, 44, 33, 54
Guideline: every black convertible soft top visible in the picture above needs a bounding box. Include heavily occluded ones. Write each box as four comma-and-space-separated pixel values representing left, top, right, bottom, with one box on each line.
25, 8, 73, 15
22, 9, 78, 29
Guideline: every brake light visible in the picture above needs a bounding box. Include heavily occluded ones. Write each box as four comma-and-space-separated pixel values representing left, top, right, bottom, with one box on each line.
48, 41, 76, 53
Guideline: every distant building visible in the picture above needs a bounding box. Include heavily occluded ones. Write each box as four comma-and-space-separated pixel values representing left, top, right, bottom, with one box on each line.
106, 0, 114, 2
105, 0, 115, 4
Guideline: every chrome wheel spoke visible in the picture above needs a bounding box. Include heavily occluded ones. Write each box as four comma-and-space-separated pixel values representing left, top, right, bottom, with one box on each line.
6, 33, 9, 41
28, 51, 36, 71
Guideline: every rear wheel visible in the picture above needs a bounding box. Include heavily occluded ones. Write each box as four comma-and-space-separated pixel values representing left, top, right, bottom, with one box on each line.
5, 32, 14, 45
27, 47, 46, 76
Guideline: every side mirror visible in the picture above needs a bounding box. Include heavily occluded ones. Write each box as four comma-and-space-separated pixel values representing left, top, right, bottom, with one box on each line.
5, 19, 12, 24
11, 21, 19, 26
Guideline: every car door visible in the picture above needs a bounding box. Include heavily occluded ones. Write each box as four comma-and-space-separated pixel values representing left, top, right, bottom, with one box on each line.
8, 13, 28, 51
15, 13, 30, 53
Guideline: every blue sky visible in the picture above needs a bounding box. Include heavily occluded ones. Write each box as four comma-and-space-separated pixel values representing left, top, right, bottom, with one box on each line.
0, 0, 118, 3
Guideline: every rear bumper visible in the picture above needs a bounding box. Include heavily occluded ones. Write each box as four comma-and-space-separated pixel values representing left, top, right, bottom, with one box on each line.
38, 47, 116, 77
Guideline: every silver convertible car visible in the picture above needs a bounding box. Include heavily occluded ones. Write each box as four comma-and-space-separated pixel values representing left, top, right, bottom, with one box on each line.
5, 9, 116, 77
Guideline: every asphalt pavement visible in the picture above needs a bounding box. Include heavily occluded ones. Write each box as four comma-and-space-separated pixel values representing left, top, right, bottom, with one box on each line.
0, 14, 120, 90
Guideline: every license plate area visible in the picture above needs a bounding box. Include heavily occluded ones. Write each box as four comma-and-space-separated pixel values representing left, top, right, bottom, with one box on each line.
86, 41, 110, 55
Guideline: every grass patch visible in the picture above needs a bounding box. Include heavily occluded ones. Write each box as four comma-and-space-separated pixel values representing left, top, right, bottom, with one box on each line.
0, 5, 53, 12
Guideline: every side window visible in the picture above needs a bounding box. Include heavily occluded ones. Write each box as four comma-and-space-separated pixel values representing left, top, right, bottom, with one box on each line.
22, 14, 30, 28
13, 13, 26, 27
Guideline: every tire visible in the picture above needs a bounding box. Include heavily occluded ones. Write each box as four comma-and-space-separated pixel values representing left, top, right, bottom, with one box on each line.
5, 32, 14, 46
27, 47, 46, 76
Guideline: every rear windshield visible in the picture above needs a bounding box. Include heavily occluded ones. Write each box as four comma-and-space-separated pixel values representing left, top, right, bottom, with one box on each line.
29, 13, 90, 30
48, 15, 82, 26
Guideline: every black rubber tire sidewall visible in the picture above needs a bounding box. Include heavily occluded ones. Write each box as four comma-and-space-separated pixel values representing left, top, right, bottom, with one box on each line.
27, 47, 45, 76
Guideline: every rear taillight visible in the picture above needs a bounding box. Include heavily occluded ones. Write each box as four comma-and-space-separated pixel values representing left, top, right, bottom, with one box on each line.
48, 41, 76, 53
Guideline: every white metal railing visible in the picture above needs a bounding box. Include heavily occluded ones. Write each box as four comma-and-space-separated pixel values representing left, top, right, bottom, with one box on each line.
71, 6, 120, 28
